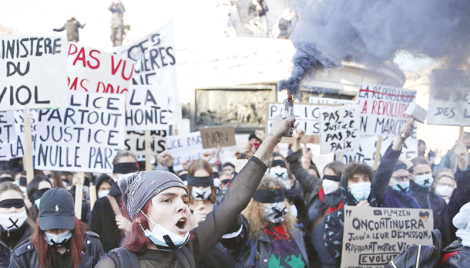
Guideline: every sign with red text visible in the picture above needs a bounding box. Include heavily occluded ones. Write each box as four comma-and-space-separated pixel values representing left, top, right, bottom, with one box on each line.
125, 85, 169, 130
341, 206, 433, 268
114, 21, 181, 123
309, 97, 357, 106
358, 85, 416, 136
320, 106, 360, 154
67, 43, 134, 94
0, 36, 67, 110
35, 92, 126, 173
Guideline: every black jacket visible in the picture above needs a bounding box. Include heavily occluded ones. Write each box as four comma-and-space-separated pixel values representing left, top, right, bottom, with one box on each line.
410, 180, 451, 246
447, 169, 470, 242
0, 224, 33, 268
9, 231, 104, 268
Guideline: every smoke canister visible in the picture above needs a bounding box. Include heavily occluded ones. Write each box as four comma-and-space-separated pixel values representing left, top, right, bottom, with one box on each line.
282, 96, 294, 137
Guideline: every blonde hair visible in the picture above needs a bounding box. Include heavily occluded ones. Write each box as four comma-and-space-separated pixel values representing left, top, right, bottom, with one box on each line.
242, 176, 297, 239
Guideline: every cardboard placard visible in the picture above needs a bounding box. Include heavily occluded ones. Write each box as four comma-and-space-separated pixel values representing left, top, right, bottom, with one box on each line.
0, 111, 18, 160
125, 85, 170, 130
358, 84, 416, 136
309, 97, 357, 106
341, 206, 433, 268
320, 105, 360, 154
67, 43, 134, 94
427, 70, 470, 126
35, 92, 126, 173
114, 21, 181, 123
0, 36, 68, 111
199, 126, 236, 149
125, 130, 167, 156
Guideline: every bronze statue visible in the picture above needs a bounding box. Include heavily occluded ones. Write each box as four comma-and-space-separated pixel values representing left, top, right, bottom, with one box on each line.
53, 17, 86, 42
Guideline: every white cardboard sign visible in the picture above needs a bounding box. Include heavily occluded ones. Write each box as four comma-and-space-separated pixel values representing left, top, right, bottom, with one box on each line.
124, 130, 168, 156
267, 103, 323, 135
0, 36, 68, 110
309, 97, 357, 106
125, 85, 169, 130
0, 111, 19, 160
320, 105, 360, 154
358, 84, 416, 136
35, 92, 126, 173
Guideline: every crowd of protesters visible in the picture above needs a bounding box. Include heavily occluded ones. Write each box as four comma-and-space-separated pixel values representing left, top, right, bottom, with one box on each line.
0, 115, 469, 267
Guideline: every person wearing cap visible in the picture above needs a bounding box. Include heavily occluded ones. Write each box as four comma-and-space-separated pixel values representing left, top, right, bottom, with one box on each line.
26, 176, 52, 221
94, 115, 294, 268
0, 182, 35, 267
9, 188, 104, 268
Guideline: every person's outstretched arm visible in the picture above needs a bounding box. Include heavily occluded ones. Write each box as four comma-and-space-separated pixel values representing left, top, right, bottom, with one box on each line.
53, 24, 65, 32
373, 119, 413, 206
190, 115, 295, 262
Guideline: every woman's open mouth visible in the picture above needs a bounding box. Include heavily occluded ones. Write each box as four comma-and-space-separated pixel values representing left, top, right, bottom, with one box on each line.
175, 217, 187, 230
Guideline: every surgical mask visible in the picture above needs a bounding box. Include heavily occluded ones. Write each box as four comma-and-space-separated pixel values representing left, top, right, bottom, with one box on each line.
289, 204, 298, 218
140, 211, 190, 251
323, 179, 340, 195
269, 167, 288, 180
191, 186, 212, 201
0, 210, 28, 231
264, 202, 288, 224
44, 230, 73, 246
34, 199, 41, 209
97, 190, 110, 199
435, 185, 453, 198
414, 174, 434, 188
393, 181, 410, 194
116, 172, 137, 183
349, 182, 371, 202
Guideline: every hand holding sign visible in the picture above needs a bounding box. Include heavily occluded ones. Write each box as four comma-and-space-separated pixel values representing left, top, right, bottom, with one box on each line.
393, 118, 414, 151
455, 142, 469, 170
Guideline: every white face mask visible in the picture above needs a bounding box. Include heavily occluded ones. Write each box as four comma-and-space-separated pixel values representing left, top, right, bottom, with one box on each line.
264, 202, 288, 224
97, 190, 110, 199
44, 230, 73, 246
140, 211, 190, 251
322, 179, 340, 195
414, 174, 434, 188
0, 210, 28, 231
269, 167, 288, 180
435, 185, 453, 198
349, 182, 371, 202
191, 186, 212, 201
116, 172, 137, 183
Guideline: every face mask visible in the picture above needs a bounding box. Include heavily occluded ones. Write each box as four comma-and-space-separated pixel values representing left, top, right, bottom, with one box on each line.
116, 172, 137, 183
435, 185, 453, 198
322, 179, 340, 195
414, 174, 434, 188
393, 181, 410, 194
349, 182, 371, 202
140, 211, 190, 251
98, 190, 110, 199
0, 210, 28, 231
191, 186, 212, 201
34, 199, 41, 209
264, 202, 288, 224
289, 204, 298, 218
44, 230, 73, 246
269, 167, 288, 180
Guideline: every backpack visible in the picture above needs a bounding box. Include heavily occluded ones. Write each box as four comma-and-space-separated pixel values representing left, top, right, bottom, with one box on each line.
110, 246, 196, 268
385, 229, 442, 268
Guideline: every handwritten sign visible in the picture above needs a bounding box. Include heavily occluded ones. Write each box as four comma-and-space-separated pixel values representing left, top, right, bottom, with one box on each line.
320, 106, 360, 154
67, 43, 134, 94
267, 102, 325, 135
310, 97, 357, 106
35, 92, 125, 173
125, 85, 169, 130
0, 111, 18, 160
115, 21, 180, 123
358, 84, 416, 136
427, 69, 470, 126
199, 126, 236, 149
0, 36, 67, 110
125, 130, 167, 156
341, 206, 433, 268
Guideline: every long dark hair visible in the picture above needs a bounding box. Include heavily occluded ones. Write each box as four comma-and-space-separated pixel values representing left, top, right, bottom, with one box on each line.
32, 217, 86, 268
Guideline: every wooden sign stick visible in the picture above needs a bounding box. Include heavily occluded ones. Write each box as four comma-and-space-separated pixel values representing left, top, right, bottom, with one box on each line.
89, 183, 97, 211
74, 172, 84, 220
373, 136, 383, 170
23, 108, 34, 184
145, 130, 152, 171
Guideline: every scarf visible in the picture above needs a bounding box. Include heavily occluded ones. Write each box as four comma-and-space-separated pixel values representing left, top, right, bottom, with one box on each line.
382, 186, 422, 209
319, 188, 344, 214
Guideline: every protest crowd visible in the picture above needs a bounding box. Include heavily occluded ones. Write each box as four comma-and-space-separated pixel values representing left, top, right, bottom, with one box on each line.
2, 1, 470, 268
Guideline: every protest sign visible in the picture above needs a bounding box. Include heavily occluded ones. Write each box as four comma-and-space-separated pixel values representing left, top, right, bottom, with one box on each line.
125, 85, 169, 130
427, 70, 470, 126
167, 132, 221, 171
125, 130, 167, 156
199, 126, 236, 149
358, 84, 416, 136
341, 206, 433, 268
67, 43, 134, 94
320, 105, 360, 154
114, 21, 181, 122
339, 125, 418, 166
35, 92, 126, 173
0, 36, 67, 110
0, 111, 18, 160
309, 97, 357, 106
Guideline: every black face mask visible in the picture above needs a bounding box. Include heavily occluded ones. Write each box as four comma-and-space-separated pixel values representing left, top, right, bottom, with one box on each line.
31, 188, 49, 204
